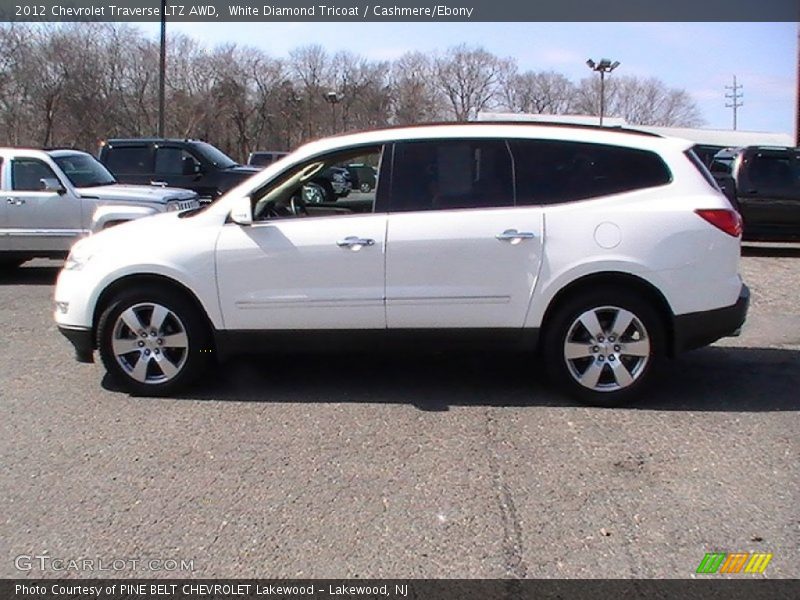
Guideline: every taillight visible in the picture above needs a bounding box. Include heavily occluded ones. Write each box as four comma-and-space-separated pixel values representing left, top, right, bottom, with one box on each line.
695, 209, 742, 237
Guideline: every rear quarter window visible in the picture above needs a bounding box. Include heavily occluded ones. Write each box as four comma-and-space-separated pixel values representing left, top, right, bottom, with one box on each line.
509, 140, 672, 205
104, 146, 151, 175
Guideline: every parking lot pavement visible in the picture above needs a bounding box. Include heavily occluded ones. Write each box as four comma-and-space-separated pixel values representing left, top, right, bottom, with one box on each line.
0, 250, 797, 579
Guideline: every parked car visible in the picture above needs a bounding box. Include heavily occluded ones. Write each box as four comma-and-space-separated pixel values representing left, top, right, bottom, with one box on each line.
247, 150, 289, 167
708, 146, 800, 241
98, 138, 260, 201
55, 123, 748, 406
0, 148, 199, 268
248, 150, 352, 203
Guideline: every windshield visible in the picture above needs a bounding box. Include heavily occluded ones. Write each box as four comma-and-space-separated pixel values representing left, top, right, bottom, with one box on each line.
193, 142, 238, 169
53, 153, 116, 187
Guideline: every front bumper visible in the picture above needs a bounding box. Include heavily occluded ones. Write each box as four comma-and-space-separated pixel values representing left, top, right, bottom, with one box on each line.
58, 325, 94, 363
672, 284, 750, 354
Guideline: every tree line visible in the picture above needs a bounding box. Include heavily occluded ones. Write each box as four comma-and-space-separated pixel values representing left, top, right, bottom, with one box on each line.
0, 23, 704, 161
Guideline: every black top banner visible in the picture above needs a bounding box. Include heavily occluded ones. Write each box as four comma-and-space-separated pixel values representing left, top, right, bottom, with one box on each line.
1, 0, 798, 22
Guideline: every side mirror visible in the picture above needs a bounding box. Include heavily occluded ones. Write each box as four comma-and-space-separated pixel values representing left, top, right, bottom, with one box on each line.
229, 196, 253, 226
41, 178, 65, 193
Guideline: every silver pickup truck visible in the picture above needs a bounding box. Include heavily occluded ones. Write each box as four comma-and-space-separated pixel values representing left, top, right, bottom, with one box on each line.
0, 148, 199, 268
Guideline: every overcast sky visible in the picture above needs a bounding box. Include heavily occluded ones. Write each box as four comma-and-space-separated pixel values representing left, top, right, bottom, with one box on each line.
139, 21, 797, 136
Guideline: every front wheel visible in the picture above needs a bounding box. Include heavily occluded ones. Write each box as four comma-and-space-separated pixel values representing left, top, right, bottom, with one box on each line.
97, 286, 212, 396
543, 289, 665, 406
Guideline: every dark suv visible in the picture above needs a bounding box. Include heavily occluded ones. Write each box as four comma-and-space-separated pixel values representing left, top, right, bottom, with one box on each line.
710, 146, 800, 241
98, 139, 259, 201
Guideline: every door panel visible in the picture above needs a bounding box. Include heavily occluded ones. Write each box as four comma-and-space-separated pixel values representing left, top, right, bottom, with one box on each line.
385, 208, 543, 328
216, 215, 387, 330
385, 138, 543, 329
6, 158, 83, 252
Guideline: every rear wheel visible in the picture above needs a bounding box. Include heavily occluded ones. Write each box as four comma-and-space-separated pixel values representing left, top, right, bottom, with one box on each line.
97, 286, 212, 395
543, 289, 665, 406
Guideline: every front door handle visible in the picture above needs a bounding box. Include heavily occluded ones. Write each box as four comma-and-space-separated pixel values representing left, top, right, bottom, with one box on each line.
337, 236, 375, 250
496, 229, 535, 242
7, 198, 25, 206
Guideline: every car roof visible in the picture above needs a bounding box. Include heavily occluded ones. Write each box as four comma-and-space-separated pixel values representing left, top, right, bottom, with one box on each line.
290, 122, 692, 161
103, 138, 206, 145
0, 147, 90, 159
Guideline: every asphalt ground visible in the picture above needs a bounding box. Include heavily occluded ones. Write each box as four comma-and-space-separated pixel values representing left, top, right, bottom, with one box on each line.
0, 244, 797, 579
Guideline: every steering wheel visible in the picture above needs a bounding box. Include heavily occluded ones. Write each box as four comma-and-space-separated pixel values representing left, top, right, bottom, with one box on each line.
289, 195, 308, 217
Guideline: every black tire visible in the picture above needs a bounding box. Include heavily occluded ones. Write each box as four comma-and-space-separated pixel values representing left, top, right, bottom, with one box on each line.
542, 287, 665, 407
97, 285, 212, 396
359, 182, 372, 193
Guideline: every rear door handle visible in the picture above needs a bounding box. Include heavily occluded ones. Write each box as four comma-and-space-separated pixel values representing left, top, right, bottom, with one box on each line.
337, 236, 375, 249
496, 229, 535, 242
7, 198, 25, 206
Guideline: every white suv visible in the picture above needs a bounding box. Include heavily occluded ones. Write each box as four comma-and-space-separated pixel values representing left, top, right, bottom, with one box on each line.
54, 123, 749, 405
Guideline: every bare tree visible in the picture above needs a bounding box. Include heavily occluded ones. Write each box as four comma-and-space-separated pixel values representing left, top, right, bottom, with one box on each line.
390, 52, 445, 125
575, 75, 704, 127
0, 24, 707, 158
433, 44, 510, 121
500, 70, 576, 115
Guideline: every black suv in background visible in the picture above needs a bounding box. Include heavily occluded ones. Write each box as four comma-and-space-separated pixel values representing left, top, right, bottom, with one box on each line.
98, 139, 259, 200
709, 146, 800, 241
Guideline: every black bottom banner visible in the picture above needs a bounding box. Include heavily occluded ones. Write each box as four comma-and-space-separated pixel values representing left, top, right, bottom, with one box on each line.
2, 579, 797, 600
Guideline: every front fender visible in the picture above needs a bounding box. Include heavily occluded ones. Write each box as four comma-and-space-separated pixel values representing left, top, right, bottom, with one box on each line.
91, 205, 160, 233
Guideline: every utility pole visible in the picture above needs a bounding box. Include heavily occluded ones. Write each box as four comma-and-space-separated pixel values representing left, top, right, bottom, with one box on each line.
725, 75, 743, 131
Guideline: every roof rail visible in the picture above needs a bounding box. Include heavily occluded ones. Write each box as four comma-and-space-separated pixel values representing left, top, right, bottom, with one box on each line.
339, 120, 663, 138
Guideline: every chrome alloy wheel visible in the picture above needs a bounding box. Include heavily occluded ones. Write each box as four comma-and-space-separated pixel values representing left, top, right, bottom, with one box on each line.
111, 302, 189, 384
563, 305, 651, 392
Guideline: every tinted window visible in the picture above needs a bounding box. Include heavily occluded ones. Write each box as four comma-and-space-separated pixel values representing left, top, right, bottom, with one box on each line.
11, 159, 58, 191
747, 151, 798, 194
391, 140, 513, 212
104, 146, 151, 174
510, 140, 671, 205
155, 147, 199, 176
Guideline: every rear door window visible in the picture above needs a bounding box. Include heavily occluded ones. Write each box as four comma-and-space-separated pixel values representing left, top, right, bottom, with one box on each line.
104, 146, 151, 174
509, 139, 672, 205
390, 140, 514, 212
154, 147, 199, 176
746, 151, 799, 196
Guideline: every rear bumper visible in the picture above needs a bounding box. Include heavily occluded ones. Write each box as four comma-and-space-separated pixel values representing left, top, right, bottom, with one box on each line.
673, 284, 750, 354
58, 325, 94, 363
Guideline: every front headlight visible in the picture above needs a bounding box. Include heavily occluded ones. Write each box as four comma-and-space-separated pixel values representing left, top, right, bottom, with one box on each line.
64, 244, 94, 271
166, 200, 182, 212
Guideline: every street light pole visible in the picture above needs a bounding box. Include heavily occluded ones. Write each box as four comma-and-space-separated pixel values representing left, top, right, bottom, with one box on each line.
323, 91, 341, 135
157, 0, 167, 138
586, 58, 620, 126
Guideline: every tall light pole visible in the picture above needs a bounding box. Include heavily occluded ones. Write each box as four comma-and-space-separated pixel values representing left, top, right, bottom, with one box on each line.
323, 91, 342, 134
586, 58, 620, 126
157, 0, 167, 137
